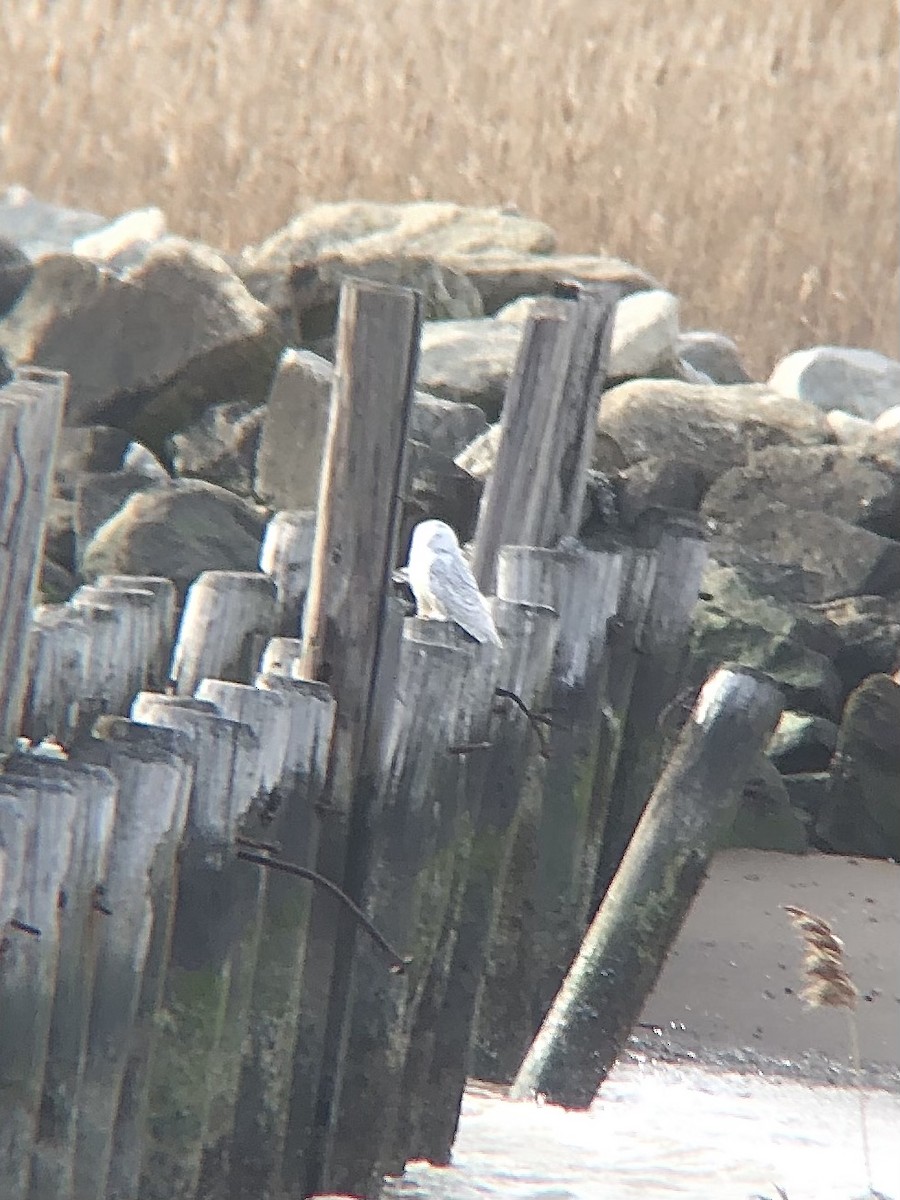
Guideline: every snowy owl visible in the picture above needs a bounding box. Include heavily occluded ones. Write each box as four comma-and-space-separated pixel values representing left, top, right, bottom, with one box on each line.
404, 520, 502, 647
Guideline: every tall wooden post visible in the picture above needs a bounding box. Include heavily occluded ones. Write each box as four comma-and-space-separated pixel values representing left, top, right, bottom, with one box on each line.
510, 665, 783, 1107
0, 368, 67, 750
282, 277, 422, 1199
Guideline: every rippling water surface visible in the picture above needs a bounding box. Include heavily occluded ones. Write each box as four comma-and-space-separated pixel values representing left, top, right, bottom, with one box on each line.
385, 1059, 900, 1200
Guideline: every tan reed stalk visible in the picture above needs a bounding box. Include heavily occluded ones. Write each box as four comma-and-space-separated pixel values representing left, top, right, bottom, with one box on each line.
782, 904, 874, 1199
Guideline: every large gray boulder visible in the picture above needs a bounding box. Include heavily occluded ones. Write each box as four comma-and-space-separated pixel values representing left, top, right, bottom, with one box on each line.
0, 237, 32, 317
240, 200, 557, 270
0, 236, 283, 446
677, 330, 752, 384
597, 380, 829, 482
169, 401, 265, 496
417, 317, 524, 419
0, 185, 107, 258
245, 252, 484, 344
768, 346, 900, 421
255, 347, 486, 508
81, 480, 267, 597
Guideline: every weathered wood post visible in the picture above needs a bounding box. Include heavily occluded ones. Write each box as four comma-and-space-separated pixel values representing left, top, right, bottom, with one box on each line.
594, 512, 710, 902
471, 283, 617, 592
96, 574, 178, 690
69, 719, 194, 1200
0, 775, 75, 1200
0, 368, 67, 751
259, 635, 304, 677
408, 597, 559, 1166
127, 694, 258, 1200
72, 582, 159, 703
510, 665, 783, 1107
388, 625, 506, 1177
189, 679, 291, 1198
67, 590, 132, 723
21, 606, 91, 746
170, 571, 278, 695
324, 626, 475, 1195
259, 508, 317, 636
3, 758, 116, 1200
227, 673, 336, 1200
281, 277, 422, 1199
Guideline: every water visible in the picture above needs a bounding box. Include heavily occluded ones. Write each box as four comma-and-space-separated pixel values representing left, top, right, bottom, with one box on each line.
386, 1058, 900, 1200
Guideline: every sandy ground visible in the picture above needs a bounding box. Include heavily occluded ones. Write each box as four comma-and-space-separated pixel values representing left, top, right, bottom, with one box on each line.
636, 849, 900, 1086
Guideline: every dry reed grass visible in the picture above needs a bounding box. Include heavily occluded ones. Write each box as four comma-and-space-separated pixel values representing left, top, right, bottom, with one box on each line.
1, 0, 897, 376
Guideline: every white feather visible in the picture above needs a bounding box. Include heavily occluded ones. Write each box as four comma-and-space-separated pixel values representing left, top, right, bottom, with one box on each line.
404, 520, 502, 647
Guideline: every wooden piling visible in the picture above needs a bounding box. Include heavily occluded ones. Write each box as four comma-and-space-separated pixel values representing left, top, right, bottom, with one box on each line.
67, 591, 132, 723
126, 694, 258, 1200
0, 774, 76, 1200
73, 583, 158, 704
385, 622, 502, 1181
259, 509, 317, 636
471, 542, 624, 1064
259, 636, 304, 677
170, 571, 277, 696
95, 575, 177, 690
189, 680, 291, 1198
21, 607, 91, 746
3, 758, 117, 1200
227, 675, 336, 1200
0, 368, 67, 751
68, 719, 193, 1200
285, 277, 421, 1199
471, 285, 617, 593
325, 627, 473, 1195
510, 665, 783, 1107
594, 512, 710, 902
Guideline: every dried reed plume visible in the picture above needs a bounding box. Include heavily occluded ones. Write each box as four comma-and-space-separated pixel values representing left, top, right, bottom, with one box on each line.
782, 904, 875, 1198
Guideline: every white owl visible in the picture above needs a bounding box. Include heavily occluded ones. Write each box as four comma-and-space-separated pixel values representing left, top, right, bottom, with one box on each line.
403, 520, 502, 647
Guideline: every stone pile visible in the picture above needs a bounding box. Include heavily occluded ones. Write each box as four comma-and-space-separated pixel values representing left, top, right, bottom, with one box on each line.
3, 186, 900, 861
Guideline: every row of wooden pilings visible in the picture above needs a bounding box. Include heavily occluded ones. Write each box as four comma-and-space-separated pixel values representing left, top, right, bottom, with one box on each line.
0, 278, 782, 1200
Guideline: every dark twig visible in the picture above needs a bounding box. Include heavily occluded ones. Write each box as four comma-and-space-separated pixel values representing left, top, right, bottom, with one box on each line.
236, 848, 411, 973
235, 834, 283, 855
9, 917, 41, 938
494, 686, 552, 758
448, 741, 493, 756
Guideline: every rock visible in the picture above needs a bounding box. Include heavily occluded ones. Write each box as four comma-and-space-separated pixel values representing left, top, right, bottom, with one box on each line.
768, 345, 900, 421
45, 497, 76, 572
408, 393, 487, 460
0, 348, 11, 387
817, 674, 900, 858
72, 206, 168, 272
169, 401, 264, 495
724, 758, 809, 854
439, 251, 656, 313
455, 422, 501, 481
676, 330, 752, 384
0, 185, 106, 258
399, 440, 483, 559
54, 425, 132, 499
782, 772, 831, 825
248, 253, 483, 344
616, 457, 707, 528
0, 237, 32, 317
766, 711, 838, 774
39, 558, 76, 605
702, 444, 900, 540
813, 593, 900, 693
708, 500, 900, 604
81, 480, 267, 598
606, 289, 680, 379
240, 199, 556, 278
826, 408, 872, 445
689, 562, 843, 718
256, 347, 486, 509
417, 316, 524, 419
597, 380, 829, 483
496, 287, 680, 381
75, 469, 158, 569
0, 237, 283, 446
122, 441, 170, 483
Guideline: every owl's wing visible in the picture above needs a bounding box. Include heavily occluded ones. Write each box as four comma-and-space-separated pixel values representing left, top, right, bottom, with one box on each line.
429, 549, 502, 646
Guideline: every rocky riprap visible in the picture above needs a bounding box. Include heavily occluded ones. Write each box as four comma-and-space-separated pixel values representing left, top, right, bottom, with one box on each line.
3, 186, 900, 862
